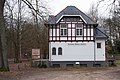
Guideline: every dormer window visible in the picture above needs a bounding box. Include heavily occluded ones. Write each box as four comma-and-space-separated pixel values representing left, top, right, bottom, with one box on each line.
60, 24, 67, 36
63, 17, 80, 22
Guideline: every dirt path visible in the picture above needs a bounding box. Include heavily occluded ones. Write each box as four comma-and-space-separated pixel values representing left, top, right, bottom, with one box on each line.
21, 67, 120, 80
0, 62, 120, 80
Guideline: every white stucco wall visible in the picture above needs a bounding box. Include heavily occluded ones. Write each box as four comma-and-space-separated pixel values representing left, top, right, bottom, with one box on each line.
95, 40, 106, 61
49, 42, 94, 61
49, 41, 106, 62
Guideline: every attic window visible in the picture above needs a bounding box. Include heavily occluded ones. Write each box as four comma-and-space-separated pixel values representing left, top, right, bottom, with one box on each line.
63, 17, 80, 22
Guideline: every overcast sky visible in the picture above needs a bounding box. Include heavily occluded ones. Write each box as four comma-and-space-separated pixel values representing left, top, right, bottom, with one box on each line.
47, 0, 96, 14
46, 0, 112, 17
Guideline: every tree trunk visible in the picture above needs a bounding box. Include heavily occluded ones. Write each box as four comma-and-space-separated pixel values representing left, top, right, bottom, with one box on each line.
14, 41, 20, 63
14, 0, 21, 63
0, 0, 9, 71
0, 36, 4, 68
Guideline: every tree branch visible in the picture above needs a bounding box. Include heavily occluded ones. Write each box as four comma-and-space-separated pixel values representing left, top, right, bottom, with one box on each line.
21, 0, 46, 20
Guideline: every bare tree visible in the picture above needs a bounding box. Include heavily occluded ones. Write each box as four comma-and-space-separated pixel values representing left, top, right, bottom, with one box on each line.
0, 0, 49, 71
98, 0, 120, 40
0, 0, 9, 71
5, 0, 24, 63
88, 3, 98, 22
97, 0, 119, 7
23, 0, 49, 59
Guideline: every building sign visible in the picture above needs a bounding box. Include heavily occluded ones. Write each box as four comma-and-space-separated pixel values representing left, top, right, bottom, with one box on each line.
68, 43, 86, 46
32, 49, 40, 59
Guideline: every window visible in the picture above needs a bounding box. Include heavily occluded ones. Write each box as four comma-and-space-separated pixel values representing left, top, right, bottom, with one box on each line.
76, 29, 79, 35
76, 24, 82, 28
58, 47, 62, 55
76, 24, 83, 36
63, 17, 80, 22
97, 43, 101, 48
61, 29, 63, 35
61, 29, 67, 36
61, 24, 66, 28
74, 18, 80, 21
66, 18, 70, 22
64, 29, 67, 35
60, 24, 67, 36
71, 18, 74, 21
52, 47, 56, 55
76, 29, 83, 36
80, 29, 82, 35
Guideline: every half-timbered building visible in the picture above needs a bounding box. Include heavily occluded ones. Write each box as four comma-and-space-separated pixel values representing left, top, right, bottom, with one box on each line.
46, 6, 107, 67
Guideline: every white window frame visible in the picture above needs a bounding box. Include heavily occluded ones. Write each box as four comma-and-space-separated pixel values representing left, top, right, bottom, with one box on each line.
76, 24, 83, 36
52, 47, 56, 55
58, 47, 62, 55
60, 24, 67, 36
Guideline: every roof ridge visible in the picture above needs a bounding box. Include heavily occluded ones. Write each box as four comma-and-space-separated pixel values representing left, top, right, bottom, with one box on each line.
47, 6, 98, 25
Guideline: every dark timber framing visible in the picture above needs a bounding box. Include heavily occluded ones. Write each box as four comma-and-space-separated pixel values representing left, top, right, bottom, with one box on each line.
52, 25, 53, 41
59, 23, 60, 41
71, 22, 72, 42
55, 24, 57, 41
67, 22, 68, 41
83, 23, 84, 41
90, 24, 91, 41
48, 26, 50, 41
86, 24, 88, 41
49, 16, 96, 42
75, 22, 77, 41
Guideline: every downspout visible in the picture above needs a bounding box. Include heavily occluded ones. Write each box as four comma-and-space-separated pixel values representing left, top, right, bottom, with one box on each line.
45, 23, 50, 67
94, 26, 96, 66
48, 25, 50, 61
48, 25, 51, 67
49, 42, 51, 62
49, 42, 51, 67
94, 39, 96, 66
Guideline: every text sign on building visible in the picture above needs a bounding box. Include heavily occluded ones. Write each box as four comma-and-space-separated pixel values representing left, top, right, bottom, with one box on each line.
68, 43, 86, 46
32, 49, 40, 59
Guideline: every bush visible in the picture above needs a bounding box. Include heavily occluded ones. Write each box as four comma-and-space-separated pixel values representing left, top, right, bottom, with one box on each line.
0, 67, 9, 72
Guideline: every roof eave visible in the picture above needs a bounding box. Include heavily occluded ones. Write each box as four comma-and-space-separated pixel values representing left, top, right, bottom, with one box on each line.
56, 15, 88, 24
95, 37, 108, 39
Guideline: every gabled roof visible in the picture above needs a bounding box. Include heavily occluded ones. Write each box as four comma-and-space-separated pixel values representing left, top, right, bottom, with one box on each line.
95, 27, 108, 39
48, 6, 98, 25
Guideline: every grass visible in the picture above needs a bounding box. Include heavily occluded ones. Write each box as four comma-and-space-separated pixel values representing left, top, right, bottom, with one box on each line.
0, 67, 9, 72
115, 60, 120, 64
